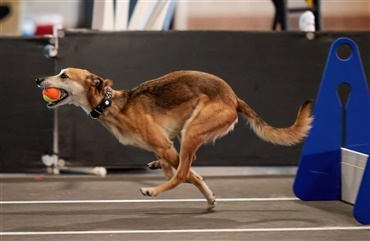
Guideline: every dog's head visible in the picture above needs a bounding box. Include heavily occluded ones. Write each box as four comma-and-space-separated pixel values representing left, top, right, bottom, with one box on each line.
36, 68, 113, 112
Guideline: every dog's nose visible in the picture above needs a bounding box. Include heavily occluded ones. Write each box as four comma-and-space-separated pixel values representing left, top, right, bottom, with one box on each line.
35, 77, 45, 86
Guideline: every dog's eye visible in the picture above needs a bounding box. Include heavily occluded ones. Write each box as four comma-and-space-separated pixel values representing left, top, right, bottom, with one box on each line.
61, 73, 68, 79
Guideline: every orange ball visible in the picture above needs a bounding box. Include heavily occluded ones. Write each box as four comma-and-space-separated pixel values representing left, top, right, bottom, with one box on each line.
42, 88, 60, 102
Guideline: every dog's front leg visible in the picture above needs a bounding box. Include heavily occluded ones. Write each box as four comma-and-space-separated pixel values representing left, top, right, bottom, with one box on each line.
147, 160, 162, 170
139, 117, 215, 208
147, 159, 175, 181
140, 144, 180, 197
141, 154, 215, 208
140, 135, 216, 207
147, 159, 196, 183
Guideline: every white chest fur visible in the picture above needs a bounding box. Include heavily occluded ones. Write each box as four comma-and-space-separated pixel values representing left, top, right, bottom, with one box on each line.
104, 122, 152, 151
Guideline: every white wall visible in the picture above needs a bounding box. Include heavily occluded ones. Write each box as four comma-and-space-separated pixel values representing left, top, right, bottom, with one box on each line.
22, 0, 82, 28
175, 0, 370, 30
18, 0, 370, 31
181, 0, 369, 17
185, 0, 274, 17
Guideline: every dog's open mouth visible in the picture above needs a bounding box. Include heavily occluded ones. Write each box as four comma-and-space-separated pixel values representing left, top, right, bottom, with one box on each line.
46, 89, 69, 108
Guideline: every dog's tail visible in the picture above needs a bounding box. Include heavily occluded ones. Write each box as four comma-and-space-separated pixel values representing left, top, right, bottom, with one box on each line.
236, 98, 314, 146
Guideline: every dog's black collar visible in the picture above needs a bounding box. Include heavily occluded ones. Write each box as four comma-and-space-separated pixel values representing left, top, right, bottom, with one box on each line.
89, 87, 113, 119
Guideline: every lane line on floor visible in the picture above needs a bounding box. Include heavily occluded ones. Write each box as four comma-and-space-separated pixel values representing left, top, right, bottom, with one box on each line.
1, 226, 369, 236
0, 197, 298, 205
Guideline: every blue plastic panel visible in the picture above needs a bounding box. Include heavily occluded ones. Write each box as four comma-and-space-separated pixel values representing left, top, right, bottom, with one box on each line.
294, 37, 370, 202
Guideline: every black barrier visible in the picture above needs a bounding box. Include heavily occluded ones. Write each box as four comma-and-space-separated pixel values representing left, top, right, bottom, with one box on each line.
55, 31, 370, 168
0, 37, 55, 172
1, 32, 369, 172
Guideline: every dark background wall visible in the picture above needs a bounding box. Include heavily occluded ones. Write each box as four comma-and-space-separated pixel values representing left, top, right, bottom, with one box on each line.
0, 37, 55, 172
1, 31, 369, 172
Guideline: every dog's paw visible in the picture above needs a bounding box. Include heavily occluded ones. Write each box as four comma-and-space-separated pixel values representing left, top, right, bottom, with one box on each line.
140, 187, 157, 197
147, 160, 161, 170
207, 199, 216, 210
207, 193, 216, 209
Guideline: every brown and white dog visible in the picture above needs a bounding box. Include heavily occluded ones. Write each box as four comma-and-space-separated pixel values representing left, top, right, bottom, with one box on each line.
36, 68, 313, 209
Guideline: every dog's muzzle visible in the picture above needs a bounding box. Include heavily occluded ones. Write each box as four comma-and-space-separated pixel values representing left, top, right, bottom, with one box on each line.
35, 78, 45, 87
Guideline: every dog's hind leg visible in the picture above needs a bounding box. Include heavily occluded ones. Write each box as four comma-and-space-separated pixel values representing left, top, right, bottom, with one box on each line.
142, 151, 215, 208
140, 99, 238, 209
139, 124, 215, 207
188, 168, 216, 209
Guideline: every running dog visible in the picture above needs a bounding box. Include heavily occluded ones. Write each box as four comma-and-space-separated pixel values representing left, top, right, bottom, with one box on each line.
35, 68, 313, 209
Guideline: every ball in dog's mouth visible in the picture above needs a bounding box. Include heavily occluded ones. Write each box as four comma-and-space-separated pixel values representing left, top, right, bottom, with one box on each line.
42, 88, 68, 107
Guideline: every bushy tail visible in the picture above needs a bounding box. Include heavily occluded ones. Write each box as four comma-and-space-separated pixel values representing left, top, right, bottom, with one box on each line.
236, 98, 314, 146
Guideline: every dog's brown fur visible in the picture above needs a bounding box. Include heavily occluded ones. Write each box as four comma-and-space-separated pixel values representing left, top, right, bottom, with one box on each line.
36, 68, 313, 208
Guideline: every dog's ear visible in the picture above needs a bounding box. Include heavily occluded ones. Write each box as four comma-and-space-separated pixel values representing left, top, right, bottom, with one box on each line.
88, 75, 104, 90
93, 77, 104, 90
87, 74, 113, 91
